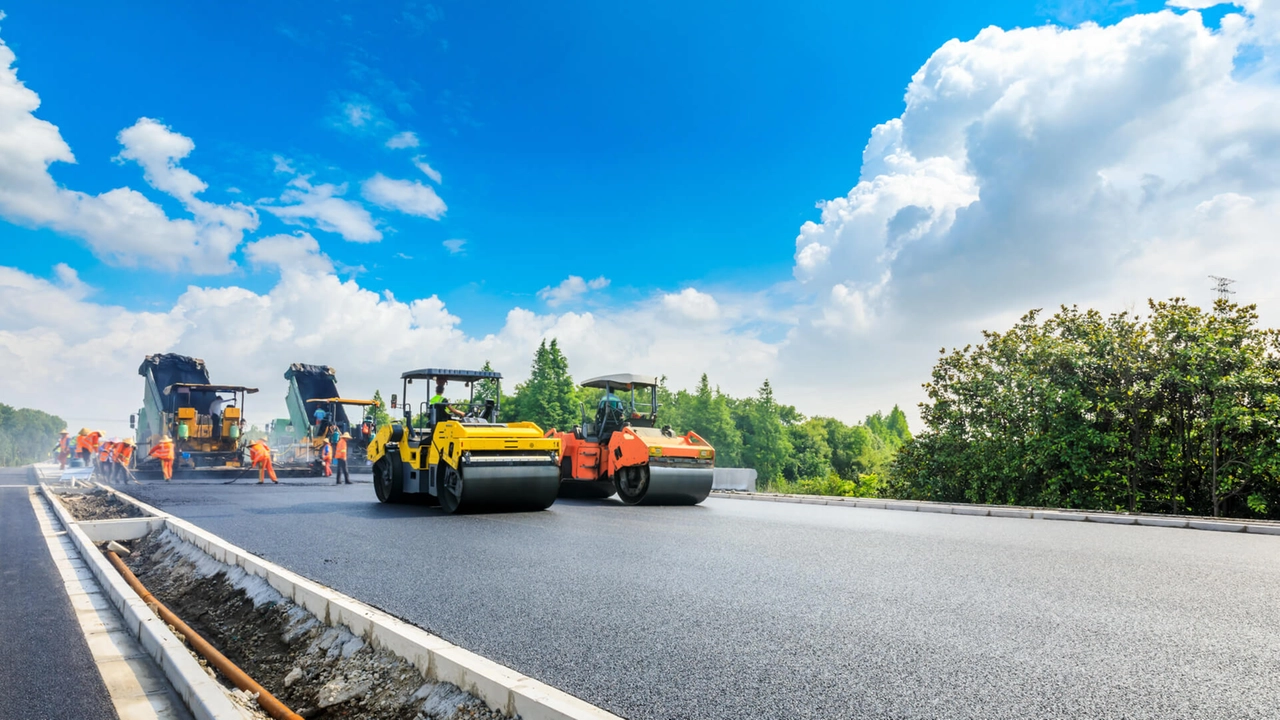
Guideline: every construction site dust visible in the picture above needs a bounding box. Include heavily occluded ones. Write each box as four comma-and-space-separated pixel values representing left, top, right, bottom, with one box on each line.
58, 489, 148, 521
120, 530, 509, 720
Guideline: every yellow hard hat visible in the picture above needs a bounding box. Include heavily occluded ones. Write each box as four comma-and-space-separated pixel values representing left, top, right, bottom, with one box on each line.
341, 432, 352, 439
60, 429, 69, 435
124, 438, 136, 445
161, 435, 172, 442
78, 428, 88, 435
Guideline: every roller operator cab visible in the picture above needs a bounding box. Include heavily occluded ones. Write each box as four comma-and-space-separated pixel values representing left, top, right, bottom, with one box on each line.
550, 373, 716, 505
365, 368, 561, 513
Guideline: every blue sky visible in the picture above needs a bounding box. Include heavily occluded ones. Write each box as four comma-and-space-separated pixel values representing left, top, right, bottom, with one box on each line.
1, 0, 1276, 435
1, 0, 1172, 328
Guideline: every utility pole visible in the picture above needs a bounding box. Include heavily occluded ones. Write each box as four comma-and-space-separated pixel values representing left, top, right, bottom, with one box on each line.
1205, 276, 1235, 516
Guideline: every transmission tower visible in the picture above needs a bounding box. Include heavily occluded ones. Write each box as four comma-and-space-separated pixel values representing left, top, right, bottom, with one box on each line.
1209, 275, 1236, 307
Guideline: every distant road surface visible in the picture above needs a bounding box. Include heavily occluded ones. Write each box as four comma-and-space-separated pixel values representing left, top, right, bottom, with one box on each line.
128, 479, 1280, 720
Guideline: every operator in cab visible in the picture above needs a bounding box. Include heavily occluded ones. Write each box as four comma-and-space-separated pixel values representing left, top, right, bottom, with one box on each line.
429, 380, 465, 421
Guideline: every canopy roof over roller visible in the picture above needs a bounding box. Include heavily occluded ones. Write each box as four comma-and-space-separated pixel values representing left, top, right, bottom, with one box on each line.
306, 397, 378, 406
580, 373, 660, 390
401, 368, 503, 382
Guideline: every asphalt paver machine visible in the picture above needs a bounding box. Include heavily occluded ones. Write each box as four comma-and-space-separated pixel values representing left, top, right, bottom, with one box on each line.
279, 363, 380, 472
548, 373, 716, 504
366, 367, 561, 513
133, 353, 259, 480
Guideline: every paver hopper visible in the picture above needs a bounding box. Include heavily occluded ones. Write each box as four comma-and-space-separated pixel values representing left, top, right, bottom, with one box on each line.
549, 373, 715, 505
366, 367, 561, 513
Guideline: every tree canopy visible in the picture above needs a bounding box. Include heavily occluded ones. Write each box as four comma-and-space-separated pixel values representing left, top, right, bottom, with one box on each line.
0, 403, 65, 467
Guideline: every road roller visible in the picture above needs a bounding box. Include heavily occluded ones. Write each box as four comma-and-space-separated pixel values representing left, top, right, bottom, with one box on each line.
548, 373, 715, 505
366, 367, 561, 513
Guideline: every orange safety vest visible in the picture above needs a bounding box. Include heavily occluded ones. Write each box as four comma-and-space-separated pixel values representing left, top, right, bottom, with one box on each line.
321, 443, 332, 461
116, 444, 134, 464
335, 438, 347, 460
149, 441, 175, 461
98, 442, 114, 463
76, 434, 91, 452
249, 441, 271, 464
87, 432, 101, 453
59, 436, 73, 452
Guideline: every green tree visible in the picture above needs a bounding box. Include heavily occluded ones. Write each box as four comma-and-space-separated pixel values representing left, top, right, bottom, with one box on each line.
505, 340, 581, 431
739, 380, 793, 487
0, 404, 65, 467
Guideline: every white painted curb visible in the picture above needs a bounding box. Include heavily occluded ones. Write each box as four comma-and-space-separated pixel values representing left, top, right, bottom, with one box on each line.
711, 491, 1280, 536
100, 484, 622, 720
41, 484, 249, 720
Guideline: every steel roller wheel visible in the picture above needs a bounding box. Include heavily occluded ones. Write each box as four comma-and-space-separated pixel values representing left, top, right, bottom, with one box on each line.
373, 456, 403, 503
614, 466, 649, 505
439, 463, 464, 514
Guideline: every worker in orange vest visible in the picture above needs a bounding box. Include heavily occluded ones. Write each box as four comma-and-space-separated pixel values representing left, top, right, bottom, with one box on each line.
97, 440, 115, 478
54, 430, 72, 469
149, 435, 176, 481
320, 438, 333, 477
248, 439, 278, 484
74, 428, 92, 465
334, 432, 351, 485
114, 439, 136, 483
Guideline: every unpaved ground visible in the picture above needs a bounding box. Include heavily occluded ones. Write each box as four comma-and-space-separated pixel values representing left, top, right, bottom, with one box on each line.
122, 530, 508, 720
58, 490, 147, 520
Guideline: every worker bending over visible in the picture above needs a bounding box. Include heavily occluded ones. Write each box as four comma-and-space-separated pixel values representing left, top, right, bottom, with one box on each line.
320, 438, 333, 477
97, 440, 115, 479
334, 432, 351, 485
249, 439, 278, 484
149, 435, 175, 481
113, 439, 135, 483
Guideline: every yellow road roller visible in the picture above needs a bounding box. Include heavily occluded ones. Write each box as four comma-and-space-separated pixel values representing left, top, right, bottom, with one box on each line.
366, 367, 561, 513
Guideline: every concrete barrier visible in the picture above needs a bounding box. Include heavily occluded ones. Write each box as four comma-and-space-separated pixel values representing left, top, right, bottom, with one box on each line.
712, 468, 756, 491
711, 490, 1280, 537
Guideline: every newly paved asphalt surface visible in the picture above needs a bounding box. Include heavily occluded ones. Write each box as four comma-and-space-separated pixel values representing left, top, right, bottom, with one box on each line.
127, 478, 1280, 720
0, 469, 118, 720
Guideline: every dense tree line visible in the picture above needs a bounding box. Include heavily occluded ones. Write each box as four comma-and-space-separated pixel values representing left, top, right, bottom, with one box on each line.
497, 340, 911, 492
892, 299, 1280, 519
0, 403, 65, 467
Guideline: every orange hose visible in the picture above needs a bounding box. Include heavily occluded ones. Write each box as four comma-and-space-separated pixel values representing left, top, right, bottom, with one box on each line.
105, 551, 303, 720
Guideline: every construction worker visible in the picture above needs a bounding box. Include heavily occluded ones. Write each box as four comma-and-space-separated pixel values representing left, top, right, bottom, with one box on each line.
114, 439, 136, 483
334, 432, 351, 485
320, 438, 333, 477
97, 439, 115, 478
248, 439, 278, 484
54, 430, 71, 470
75, 428, 92, 465
429, 381, 465, 422
149, 435, 176, 481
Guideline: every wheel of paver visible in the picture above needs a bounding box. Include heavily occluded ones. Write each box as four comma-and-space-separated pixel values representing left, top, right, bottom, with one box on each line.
373, 456, 403, 503
439, 464, 463, 514
615, 466, 649, 505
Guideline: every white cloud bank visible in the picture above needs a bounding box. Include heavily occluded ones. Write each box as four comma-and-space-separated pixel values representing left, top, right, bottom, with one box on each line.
6, 4, 1280, 433
361, 173, 447, 219
0, 32, 258, 273
538, 276, 610, 307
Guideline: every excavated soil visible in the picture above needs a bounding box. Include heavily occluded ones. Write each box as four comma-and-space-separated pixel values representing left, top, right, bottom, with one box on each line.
58, 490, 148, 521
122, 530, 510, 720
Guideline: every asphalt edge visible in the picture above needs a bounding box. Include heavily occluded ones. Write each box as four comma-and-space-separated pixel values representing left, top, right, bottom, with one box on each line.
710, 491, 1280, 535
41, 483, 252, 720
99, 483, 624, 720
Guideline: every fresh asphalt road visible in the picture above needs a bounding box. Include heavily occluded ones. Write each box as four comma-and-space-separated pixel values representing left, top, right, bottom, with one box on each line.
126, 478, 1280, 720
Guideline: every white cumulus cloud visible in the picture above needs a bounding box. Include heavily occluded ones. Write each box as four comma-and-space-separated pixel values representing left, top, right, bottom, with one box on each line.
264, 177, 383, 242
538, 276, 610, 307
442, 238, 466, 254
244, 232, 333, 275
0, 36, 258, 273
413, 156, 443, 184
361, 173, 447, 219
386, 131, 419, 149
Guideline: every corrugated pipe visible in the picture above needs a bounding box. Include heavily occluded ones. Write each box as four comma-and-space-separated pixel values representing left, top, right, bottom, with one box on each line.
105, 550, 303, 720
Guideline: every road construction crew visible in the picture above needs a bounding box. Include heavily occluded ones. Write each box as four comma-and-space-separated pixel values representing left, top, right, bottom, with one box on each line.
114, 439, 136, 483
248, 438, 278, 484
334, 432, 351, 485
54, 430, 71, 470
149, 435, 176, 481
97, 440, 115, 478
320, 438, 333, 477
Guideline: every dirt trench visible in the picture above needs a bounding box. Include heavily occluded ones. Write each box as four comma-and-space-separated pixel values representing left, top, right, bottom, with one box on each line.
59, 489, 148, 521
121, 530, 510, 720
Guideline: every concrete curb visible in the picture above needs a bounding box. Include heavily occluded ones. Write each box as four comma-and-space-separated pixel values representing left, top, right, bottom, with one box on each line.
711, 491, 1280, 536
41, 484, 250, 720
100, 484, 623, 720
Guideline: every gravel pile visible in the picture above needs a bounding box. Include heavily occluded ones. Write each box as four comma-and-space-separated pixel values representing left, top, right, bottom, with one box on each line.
58, 490, 147, 521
